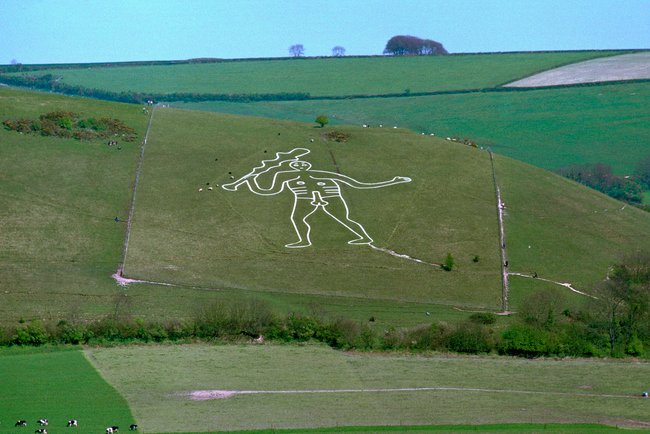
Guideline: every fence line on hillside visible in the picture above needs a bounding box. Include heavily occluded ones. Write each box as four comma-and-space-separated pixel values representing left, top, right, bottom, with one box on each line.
117, 106, 156, 277
487, 148, 510, 313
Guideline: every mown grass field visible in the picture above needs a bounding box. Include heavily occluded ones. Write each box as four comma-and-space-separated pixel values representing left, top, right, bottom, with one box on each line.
6, 51, 624, 96
174, 81, 650, 176
86, 343, 650, 432
0, 347, 134, 434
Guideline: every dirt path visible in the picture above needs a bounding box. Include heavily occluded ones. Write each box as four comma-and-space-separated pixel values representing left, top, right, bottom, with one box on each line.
505, 52, 650, 87
115, 105, 156, 282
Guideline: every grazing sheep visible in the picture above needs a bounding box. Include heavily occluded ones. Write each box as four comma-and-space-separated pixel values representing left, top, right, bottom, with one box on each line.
208, 186, 213, 191
198, 188, 203, 192
362, 124, 368, 128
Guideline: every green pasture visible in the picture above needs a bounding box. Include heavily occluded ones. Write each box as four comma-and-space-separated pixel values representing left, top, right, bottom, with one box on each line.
0, 88, 145, 322
496, 154, 650, 295
0, 88, 488, 327
86, 343, 650, 432
174, 81, 650, 176
6, 51, 624, 97
0, 347, 134, 433
2, 88, 649, 330
124, 106, 650, 311
124, 107, 503, 307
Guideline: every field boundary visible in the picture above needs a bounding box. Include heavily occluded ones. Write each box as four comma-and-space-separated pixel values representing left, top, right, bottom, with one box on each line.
488, 149, 509, 313
187, 386, 644, 401
117, 105, 156, 278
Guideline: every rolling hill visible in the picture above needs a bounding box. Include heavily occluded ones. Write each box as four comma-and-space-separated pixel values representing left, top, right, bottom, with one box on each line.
2, 87, 649, 327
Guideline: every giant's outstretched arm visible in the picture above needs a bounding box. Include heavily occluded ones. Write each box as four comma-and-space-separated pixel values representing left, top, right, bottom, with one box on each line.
310, 170, 411, 189
223, 171, 298, 195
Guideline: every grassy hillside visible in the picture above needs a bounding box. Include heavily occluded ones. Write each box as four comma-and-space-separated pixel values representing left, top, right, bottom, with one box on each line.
124, 107, 502, 308
124, 107, 650, 310
0, 89, 480, 328
2, 88, 649, 329
0, 347, 134, 434
4, 51, 624, 96
86, 344, 650, 432
174, 81, 650, 175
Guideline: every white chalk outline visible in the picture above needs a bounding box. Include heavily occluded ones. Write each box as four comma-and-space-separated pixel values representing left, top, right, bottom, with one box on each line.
187, 386, 644, 401
222, 148, 411, 248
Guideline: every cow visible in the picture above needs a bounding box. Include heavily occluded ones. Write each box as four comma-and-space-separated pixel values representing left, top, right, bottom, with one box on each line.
38, 419, 49, 426
106, 426, 119, 434
15, 420, 27, 427
35, 430, 47, 434
67, 419, 78, 427
129, 424, 138, 431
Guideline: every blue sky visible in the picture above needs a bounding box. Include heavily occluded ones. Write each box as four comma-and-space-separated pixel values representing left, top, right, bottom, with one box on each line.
2, 0, 649, 64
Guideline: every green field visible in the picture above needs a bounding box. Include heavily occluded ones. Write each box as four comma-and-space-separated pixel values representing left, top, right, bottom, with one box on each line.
2, 87, 649, 328
0, 347, 134, 433
0, 88, 491, 326
174, 81, 650, 176
2, 50, 650, 433
86, 343, 650, 432
123, 106, 650, 310
124, 108, 502, 308
6, 51, 624, 96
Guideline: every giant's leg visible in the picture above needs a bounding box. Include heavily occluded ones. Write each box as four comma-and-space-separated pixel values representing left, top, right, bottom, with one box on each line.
321, 196, 373, 245
285, 199, 319, 248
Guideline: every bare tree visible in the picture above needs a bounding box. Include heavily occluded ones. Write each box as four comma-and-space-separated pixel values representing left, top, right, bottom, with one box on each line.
289, 44, 305, 57
331, 46, 346, 57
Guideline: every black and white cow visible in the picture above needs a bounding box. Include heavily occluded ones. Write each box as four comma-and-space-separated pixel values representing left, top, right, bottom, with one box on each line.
129, 424, 138, 431
37, 419, 49, 426
67, 419, 78, 427
106, 426, 119, 434
15, 420, 28, 427
35, 429, 47, 434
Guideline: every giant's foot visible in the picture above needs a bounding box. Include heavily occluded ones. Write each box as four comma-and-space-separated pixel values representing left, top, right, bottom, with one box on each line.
285, 240, 312, 248
348, 237, 373, 245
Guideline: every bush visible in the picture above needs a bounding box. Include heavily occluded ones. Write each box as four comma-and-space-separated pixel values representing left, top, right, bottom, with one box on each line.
442, 253, 454, 271
322, 130, 350, 142
315, 114, 329, 128
54, 320, 90, 345
382, 323, 447, 351
469, 312, 497, 325
12, 320, 49, 346
499, 324, 550, 357
446, 322, 494, 354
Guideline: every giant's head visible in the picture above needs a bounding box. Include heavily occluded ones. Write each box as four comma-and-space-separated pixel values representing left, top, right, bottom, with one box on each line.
290, 160, 312, 171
